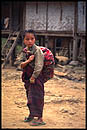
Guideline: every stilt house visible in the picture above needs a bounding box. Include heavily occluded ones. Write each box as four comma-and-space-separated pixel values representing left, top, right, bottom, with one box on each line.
1, 1, 86, 67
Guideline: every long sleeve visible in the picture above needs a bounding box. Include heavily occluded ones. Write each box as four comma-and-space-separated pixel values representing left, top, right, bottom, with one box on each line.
32, 47, 44, 78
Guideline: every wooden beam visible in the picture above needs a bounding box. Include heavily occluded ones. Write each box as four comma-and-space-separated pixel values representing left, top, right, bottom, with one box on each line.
36, 32, 73, 37
72, 2, 78, 61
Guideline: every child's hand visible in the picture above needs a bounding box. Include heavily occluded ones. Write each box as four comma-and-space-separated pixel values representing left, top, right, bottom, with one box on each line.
28, 55, 34, 62
26, 50, 30, 54
30, 77, 35, 84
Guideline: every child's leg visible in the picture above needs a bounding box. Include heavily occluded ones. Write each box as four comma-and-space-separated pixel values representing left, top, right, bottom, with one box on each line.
26, 89, 33, 118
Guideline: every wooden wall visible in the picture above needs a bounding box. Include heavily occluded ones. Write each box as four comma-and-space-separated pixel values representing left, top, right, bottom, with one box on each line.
78, 1, 86, 33
24, 2, 74, 32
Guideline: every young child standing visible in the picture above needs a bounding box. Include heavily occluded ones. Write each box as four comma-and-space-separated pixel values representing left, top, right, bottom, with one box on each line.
21, 29, 54, 126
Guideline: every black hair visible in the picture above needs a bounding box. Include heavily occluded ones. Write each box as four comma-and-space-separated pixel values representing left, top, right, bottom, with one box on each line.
23, 29, 36, 39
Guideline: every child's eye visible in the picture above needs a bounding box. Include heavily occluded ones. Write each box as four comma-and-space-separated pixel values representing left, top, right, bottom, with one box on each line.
25, 38, 29, 41
25, 38, 34, 41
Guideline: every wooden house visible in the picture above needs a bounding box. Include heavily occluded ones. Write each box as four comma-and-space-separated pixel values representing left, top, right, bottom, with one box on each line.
1, 1, 86, 67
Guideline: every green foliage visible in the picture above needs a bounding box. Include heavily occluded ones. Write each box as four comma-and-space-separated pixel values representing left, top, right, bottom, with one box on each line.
15, 45, 22, 54
1, 38, 7, 47
1, 38, 22, 55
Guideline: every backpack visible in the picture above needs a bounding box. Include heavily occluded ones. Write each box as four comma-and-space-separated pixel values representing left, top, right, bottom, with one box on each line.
22, 46, 55, 83
23, 46, 55, 66
40, 46, 55, 66
40, 47, 55, 82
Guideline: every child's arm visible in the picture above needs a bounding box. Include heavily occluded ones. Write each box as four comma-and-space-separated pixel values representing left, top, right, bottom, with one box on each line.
31, 48, 44, 79
21, 55, 34, 69
29, 49, 44, 84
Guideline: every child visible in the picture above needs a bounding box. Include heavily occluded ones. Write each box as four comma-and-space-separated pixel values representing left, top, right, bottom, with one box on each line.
21, 29, 54, 126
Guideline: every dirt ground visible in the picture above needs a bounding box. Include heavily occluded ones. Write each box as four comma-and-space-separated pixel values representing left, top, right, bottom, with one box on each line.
1, 63, 86, 129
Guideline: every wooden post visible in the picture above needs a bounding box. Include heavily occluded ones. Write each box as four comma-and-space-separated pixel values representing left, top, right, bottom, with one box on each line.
73, 37, 78, 61
69, 2, 79, 65
68, 39, 72, 59
9, 2, 12, 30
45, 35, 48, 48
53, 37, 56, 58
10, 48, 16, 66
40, 37, 44, 46
72, 2, 78, 61
43, 36, 45, 47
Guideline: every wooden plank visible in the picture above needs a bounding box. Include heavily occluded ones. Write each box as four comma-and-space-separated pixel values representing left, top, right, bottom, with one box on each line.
36, 32, 73, 37
9, 37, 17, 40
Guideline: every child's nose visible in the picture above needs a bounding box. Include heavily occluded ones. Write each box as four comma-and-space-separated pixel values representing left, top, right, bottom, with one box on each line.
29, 39, 32, 42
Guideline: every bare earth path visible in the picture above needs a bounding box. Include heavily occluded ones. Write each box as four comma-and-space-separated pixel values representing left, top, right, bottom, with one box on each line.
1, 65, 86, 129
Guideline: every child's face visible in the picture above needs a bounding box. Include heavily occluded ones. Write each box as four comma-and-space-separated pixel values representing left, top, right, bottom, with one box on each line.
24, 33, 35, 48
